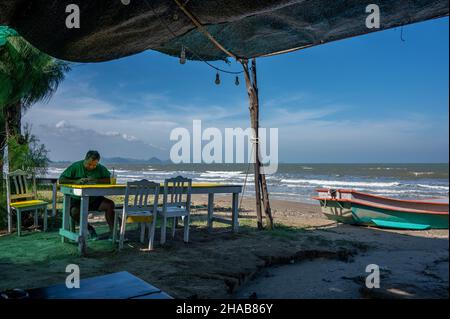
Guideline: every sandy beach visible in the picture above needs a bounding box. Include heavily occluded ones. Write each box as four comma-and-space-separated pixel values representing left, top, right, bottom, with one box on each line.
223, 196, 449, 299
0, 194, 448, 299
205, 195, 449, 299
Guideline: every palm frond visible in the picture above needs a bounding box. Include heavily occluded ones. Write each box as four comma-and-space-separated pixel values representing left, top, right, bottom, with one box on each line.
1, 35, 71, 109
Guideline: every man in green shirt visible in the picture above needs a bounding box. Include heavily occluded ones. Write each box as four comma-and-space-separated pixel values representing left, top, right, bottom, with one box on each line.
59, 150, 116, 239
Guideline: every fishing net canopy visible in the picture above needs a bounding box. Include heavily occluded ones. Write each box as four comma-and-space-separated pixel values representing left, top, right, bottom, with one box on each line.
0, 0, 448, 63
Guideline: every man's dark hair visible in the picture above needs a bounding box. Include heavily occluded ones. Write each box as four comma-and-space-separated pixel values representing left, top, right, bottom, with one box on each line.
85, 150, 101, 161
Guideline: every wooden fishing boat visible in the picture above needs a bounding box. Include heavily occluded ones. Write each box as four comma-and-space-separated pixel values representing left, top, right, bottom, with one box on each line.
313, 189, 449, 230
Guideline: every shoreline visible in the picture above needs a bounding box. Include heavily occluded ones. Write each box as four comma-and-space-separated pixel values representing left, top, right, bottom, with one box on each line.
45, 162, 450, 203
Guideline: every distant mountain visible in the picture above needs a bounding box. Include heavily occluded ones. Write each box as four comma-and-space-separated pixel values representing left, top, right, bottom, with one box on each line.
50, 157, 171, 164
148, 157, 164, 164
102, 157, 171, 164
50, 160, 71, 164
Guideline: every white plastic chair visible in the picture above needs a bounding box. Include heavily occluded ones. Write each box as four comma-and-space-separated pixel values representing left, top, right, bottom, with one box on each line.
158, 176, 192, 245
6, 170, 48, 236
112, 180, 160, 250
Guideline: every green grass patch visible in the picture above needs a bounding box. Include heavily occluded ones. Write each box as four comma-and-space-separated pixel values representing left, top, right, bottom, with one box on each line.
265, 223, 308, 240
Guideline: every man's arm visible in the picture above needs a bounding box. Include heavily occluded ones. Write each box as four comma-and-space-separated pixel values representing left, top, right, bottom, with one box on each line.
89, 177, 111, 184
59, 177, 90, 184
92, 165, 112, 184
59, 163, 89, 184
74, 165, 112, 184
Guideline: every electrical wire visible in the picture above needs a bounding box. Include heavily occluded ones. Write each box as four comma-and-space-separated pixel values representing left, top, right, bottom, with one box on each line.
143, 0, 243, 75
400, 26, 406, 42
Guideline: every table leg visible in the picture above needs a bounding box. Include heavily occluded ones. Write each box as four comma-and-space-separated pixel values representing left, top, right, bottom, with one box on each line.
6, 184, 12, 233
232, 192, 239, 232
52, 182, 57, 217
79, 196, 89, 256
61, 194, 71, 243
34, 209, 38, 227
207, 193, 214, 232
7, 208, 12, 233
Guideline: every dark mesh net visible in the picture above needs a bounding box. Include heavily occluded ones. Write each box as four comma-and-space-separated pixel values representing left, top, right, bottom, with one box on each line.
0, 0, 448, 62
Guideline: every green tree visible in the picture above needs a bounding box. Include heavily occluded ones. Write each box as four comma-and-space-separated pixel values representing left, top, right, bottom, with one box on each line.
8, 124, 50, 175
0, 26, 69, 228
0, 26, 70, 176
0, 125, 49, 229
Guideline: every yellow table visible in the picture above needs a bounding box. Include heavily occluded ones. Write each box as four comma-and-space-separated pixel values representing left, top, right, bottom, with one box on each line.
59, 183, 243, 256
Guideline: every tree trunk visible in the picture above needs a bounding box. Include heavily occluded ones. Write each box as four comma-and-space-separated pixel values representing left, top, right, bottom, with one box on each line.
4, 101, 22, 139
0, 116, 5, 192
241, 58, 274, 230
3, 101, 22, 172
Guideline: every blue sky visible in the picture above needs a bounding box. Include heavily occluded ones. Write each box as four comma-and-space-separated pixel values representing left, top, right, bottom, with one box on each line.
24, 17, 449, 163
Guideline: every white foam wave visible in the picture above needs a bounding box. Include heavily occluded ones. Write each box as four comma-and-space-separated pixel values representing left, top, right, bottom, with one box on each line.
417, 184, 449, 191
370, 189, 423, 194
369, 167, 407, 171
200, 171, 244, 179
285, 184, 313, 189
411, 172, 435, 176
120, 175, 146, 179
141, 171, 174, 175
48, 168, 64, 173
195, 178, 228, 182
112, 169, 129, 173
280, 179, 401, 188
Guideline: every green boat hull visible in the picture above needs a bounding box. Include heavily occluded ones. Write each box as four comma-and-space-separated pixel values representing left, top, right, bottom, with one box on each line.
319, 200, 357, 225
351, 204, 449, 230
318, 199, 449, 230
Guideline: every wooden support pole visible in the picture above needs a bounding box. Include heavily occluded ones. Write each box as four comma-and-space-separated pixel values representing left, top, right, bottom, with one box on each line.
240, 58, 274, 230
241, 59, 263, 229
174, 0, 272, 230
250, 59, 274, 230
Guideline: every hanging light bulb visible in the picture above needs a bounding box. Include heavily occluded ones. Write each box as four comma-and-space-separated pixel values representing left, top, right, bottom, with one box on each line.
215, 72, 221, 85
180, 46, 186, 65
235, 76, 240, 86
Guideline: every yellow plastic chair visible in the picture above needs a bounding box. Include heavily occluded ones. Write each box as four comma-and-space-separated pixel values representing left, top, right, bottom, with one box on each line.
6, 170, 48, 236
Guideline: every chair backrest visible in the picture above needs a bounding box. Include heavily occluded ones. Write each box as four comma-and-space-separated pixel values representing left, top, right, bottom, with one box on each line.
163, 176, 192, 210
124, 179, 160, 213
6, 169, 37, 203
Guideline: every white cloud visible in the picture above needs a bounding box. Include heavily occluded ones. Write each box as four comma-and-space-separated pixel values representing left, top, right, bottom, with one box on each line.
102, 131, 121, 137
33, 122, 167, 162
22, 75, 449, 163
55, 120, 68, 129
122, 134, 138, 142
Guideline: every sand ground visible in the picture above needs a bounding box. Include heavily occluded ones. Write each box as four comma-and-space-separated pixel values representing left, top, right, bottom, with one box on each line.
213, 195, 449, 299
0, 193, 448, 299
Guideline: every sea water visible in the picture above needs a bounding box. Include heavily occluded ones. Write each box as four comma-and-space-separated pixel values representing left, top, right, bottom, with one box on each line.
46, 163, 449, 204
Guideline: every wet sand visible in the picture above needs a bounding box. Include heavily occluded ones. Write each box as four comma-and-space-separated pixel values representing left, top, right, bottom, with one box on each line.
198, 195, 449, 299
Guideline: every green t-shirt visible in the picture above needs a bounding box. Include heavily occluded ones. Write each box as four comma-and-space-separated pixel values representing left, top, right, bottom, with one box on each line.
59, 160, 111, 181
